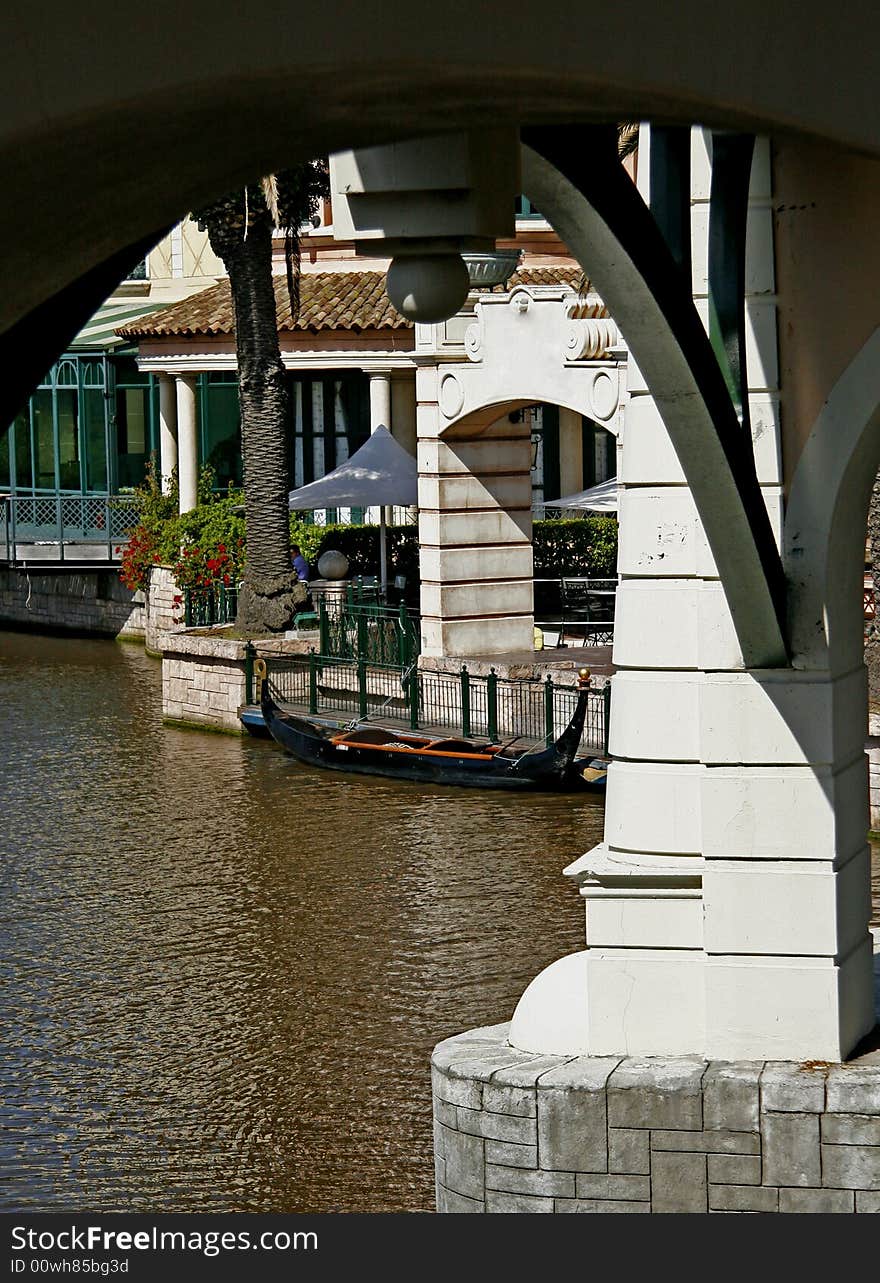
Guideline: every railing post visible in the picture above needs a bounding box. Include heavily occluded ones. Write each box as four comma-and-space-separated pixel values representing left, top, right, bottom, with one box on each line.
544, 673, 555, 745
184, 587, 193, 628
244, 640, 255, 705
409, 669, 419, 730
603, 680, 612, 756
398, 603, 409, 668
460, 665, 471, 739
319, 597, 330, 655
487, 667, 498, 742
309, 650, 319, 714
356, 609, 368, 662
358, 656, 368, 720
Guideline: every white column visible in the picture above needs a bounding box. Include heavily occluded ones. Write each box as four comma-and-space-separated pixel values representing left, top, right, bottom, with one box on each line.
417, 363, 534, 657
158, 375, 178, 494
176, 375, 198, 514
558, 407, 583, 497
509, 126, 875, 1063
369, 370, 392, 526
369, 371, 392, 433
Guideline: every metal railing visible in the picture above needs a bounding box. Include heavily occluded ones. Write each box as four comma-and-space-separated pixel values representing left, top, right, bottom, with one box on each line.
0, 493, 137, 563
251, 650, 610, 754
183, 583, 239, 627
317, 597, 420, 668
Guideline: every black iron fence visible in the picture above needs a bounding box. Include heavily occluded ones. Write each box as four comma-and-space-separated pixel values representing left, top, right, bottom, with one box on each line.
251, 649, 610, 754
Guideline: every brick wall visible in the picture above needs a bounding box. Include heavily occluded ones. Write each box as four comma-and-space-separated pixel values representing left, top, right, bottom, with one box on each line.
0, 568, 144, 638
432, 1019, 880, 1213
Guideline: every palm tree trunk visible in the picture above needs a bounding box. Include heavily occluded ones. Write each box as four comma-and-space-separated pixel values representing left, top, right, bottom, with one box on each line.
216, 216, 305, 633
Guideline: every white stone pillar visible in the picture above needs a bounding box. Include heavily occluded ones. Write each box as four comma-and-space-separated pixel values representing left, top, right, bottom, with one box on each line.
509, 127, 875, 1063
176, 375, 198, 514
369, 371, 392, 434
368, 370, 392, 526
391, 373, 418, 524
158, 375, 178, 494
417, 364, 534, 657
558, 407, 583, 497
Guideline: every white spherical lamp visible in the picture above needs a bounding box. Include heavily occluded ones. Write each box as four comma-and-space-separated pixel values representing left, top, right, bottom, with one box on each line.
386, 253, 470, 323
317, 550, 350, 581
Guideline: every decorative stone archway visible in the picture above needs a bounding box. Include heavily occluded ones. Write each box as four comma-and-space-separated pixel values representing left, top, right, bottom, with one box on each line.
415, 285, 625, 656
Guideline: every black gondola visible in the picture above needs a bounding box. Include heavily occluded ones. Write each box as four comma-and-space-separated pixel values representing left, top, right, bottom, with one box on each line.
259, 673, 607, 792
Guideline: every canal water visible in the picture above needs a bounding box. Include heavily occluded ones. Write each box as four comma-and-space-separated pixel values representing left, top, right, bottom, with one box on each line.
0, 631, 600, 1212
3, 632, 879, 1213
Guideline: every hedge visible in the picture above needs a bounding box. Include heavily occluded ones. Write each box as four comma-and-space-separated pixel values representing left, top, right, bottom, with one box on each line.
303, 515, 618, 586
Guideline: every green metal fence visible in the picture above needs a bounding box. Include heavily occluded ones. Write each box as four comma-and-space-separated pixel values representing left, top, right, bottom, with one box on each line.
255, 651, 610, 754
183, 583, 238, 627
317, 597, 420, 668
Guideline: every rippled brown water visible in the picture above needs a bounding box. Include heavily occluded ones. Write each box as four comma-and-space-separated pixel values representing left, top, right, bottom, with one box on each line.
0, 630, 606, 1212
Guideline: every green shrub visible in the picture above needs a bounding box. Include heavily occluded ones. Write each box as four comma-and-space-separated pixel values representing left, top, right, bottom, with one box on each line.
118, 458, 246, 593
174, 493, 246, 588
301, 515, 617, 582
532, 516, 618, 578
121, 475, 618, 597
307, 522, 420, 584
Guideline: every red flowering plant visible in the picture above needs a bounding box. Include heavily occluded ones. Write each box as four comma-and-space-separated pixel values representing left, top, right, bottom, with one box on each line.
117, 459, 247, 611
116, 456, 180, 593
172, 492, 246, 598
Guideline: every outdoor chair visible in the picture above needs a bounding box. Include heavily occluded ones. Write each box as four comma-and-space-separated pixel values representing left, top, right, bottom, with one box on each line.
560, 578, 615, 646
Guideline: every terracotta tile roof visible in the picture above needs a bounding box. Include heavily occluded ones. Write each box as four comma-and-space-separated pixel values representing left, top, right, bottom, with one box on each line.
118, 264, 600, 339
507, 266, 585, 289
118, 271, 413, 338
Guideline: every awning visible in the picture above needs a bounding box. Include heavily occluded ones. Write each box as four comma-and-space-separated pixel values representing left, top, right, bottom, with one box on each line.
541, 477, 619, 512
69, 297, 165, 350
288, 425, 418, 510
289, 424, 417, 593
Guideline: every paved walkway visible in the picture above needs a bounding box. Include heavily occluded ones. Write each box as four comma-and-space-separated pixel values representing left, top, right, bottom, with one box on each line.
420, 644, 614, 681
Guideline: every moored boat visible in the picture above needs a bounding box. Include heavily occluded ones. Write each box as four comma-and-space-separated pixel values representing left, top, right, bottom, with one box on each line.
259, 672, 607, 792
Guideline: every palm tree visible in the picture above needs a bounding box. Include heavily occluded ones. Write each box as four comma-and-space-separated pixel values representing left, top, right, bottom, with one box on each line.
193, 163, 328, 634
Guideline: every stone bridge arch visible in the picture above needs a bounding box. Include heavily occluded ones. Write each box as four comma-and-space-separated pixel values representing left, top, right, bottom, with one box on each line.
415, 285, 625, 656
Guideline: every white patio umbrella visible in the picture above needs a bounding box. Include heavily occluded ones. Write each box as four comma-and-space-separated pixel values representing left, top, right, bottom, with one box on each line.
540, 476, 619, 512
287, 425, 418, 593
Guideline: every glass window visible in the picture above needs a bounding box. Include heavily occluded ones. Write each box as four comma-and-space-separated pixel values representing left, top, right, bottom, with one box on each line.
83, 388, 107, 492
515, 195, 543, 220
13, 410, 33, 490
116, 386, 150, 489
33, 390, 56, 489
201, 373, 242, 489
57, 389, 80, 490
0, 426, 10, 488
287, 371, 369, 499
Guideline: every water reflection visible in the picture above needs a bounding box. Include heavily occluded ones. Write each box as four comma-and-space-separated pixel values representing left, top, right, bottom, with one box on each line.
3, 631, 879, 1212
0, 632, 601, 1211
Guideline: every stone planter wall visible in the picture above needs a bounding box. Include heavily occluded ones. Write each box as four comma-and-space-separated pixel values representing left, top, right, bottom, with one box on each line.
161, 632, 312, 733
145, 565, 179, 654
0, 567, 144, 638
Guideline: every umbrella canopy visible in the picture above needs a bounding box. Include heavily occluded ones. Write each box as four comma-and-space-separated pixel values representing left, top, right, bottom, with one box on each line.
541, 477, 618, 512
288, 425, 418, 510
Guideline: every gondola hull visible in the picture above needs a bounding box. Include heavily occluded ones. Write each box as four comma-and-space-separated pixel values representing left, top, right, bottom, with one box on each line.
260, 689, 607, 792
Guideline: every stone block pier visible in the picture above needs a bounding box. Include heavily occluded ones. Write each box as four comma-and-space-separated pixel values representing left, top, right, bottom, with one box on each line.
432, 1016, 880, 1213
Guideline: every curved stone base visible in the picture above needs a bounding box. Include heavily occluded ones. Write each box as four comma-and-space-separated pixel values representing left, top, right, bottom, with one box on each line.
432, 1022, 880, 1212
